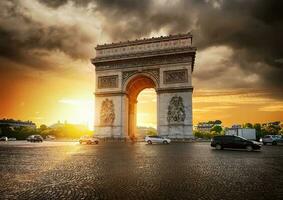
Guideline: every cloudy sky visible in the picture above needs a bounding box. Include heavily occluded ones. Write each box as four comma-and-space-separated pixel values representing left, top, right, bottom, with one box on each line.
0, 0, 283, 128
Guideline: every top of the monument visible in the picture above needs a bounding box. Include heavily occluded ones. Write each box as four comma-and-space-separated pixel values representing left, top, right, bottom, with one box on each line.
95, 32, 193, 50
92, 32, 196, 71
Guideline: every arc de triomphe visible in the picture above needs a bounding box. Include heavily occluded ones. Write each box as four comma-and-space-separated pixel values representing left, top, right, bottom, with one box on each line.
91, 33, 196, 139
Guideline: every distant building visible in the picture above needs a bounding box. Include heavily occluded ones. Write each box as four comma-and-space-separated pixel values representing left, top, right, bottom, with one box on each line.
49, 121, 88, 130
0, 119, 36, 129
195, 123, 214, 132
231, 124, 241, 129
195, 120, 222, 132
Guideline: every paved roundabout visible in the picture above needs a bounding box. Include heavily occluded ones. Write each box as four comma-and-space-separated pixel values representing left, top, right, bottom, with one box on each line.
0, 141, 282, 200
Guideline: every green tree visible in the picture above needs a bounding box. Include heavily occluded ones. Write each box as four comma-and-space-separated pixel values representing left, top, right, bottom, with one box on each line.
0, 125, 13, 136
214, 120, 222, 125
243, 123, 253, 128
261, 127, 269, 136
147, 129, 157, 136
15, 126, 38, 140
253, 123, 262, 140
193, 130, 203, 138
210, 125, 223, 133
266, 125, 280, 135
39, 124, 48, 131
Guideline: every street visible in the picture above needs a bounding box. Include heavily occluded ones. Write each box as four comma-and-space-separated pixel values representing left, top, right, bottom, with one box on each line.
0, 141, 282, 200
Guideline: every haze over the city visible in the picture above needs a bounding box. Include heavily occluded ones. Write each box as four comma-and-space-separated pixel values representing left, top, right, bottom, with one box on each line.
1, 0, 283, 128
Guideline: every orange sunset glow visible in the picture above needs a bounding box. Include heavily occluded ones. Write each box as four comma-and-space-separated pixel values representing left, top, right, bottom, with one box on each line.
1, 1, 283, 129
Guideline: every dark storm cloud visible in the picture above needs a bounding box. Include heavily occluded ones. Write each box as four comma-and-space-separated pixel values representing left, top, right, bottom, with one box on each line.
94, 0, 194, 41
0, 0, 282, 97
194, 1, 283, 67
0, 0, 95, 70
39, 0, 95, 8
39, 0, 68, 8
89, 0, 283, 93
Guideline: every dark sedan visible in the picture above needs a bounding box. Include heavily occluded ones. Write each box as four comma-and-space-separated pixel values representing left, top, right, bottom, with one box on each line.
211, 135, 261, 151
27, 135, 43, 142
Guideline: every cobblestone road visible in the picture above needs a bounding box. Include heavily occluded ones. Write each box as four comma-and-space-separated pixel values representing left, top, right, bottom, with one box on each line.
0, 141, 282, 200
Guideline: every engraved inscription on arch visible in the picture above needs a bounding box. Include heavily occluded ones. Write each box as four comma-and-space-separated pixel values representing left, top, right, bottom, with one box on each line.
163, 69, 188, 84
98, 75, 118, 89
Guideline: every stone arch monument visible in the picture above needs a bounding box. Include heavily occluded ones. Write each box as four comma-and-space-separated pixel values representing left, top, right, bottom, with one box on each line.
91, 33, 196, 139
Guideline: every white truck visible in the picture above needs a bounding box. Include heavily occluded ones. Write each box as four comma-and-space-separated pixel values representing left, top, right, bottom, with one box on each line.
225, 128, 256, 140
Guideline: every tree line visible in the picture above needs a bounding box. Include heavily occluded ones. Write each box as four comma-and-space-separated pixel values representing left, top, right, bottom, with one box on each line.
0, 124, 93, 140
194, 122, 283, 140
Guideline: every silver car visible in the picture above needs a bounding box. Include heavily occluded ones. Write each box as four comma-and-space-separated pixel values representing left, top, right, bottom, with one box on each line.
0, 136, 8, 141
145, 136, 171, 144
79, 136, 99, 145
262, 135, 283, 145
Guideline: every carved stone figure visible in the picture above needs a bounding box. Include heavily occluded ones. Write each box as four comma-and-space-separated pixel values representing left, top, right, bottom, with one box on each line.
100, 99, 115, 125
167, 96, 186, 123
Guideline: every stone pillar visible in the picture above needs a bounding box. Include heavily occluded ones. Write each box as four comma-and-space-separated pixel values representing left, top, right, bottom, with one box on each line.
157, 89, 193, 139
94, 95, 125, 138
128, 99, 137, 139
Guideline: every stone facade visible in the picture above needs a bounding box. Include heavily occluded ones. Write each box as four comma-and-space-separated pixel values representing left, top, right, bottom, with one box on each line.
92, 33, 196, 139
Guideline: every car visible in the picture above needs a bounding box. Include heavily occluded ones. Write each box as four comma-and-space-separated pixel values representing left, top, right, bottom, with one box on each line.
211, 135, 261, 151
145, 135, 171, 144
275, 135, 283, 143
0, 136, 8, 141
26, 135, 43, 142
262, 135, 283, 145
79, 136, 99, 145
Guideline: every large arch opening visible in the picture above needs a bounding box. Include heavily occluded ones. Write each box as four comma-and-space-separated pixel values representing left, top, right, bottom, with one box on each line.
125, 75, 157, 139
136, 89, 157, 138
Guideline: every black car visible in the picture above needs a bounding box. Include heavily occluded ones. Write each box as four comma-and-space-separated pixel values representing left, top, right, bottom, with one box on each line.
27, 135, 43, 142
211, 135, 261, 151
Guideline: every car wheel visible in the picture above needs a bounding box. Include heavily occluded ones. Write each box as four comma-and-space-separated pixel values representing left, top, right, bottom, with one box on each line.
272, 141, 277, 145
95, 141, 99, 144
79, 141, 82, 144
263, 142, 266, 145
147, 140, 152, 144
163, 141, 168, 144
215, 144, 222, 150
246, 145, 253, 152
